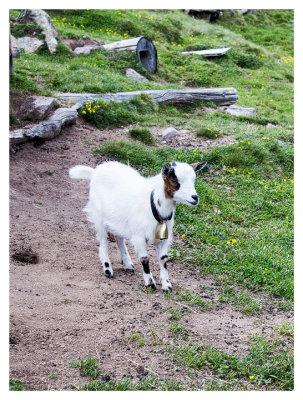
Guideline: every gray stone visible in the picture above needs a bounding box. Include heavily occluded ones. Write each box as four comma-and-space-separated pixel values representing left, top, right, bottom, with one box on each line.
126, 68, 149, 82
277, 140, 293, 147
11, 35, 44, 53
221, 105, 256, 117
162, 127, 180, 139
20, 96, 59, 121
28, 9, 58, 54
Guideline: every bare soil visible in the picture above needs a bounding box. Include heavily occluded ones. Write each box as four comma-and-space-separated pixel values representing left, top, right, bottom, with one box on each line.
9, 121, 293, 390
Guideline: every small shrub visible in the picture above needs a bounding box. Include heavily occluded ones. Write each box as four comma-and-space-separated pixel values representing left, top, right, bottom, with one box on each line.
128, 127, 154, 145
79, 100, 137, 129
129, 93, 158, 113
233, 51, 263, 69
196, 127, 222, 139
79, 95, 158, 129
69, 357, 99, 379
128, 333, 146, 347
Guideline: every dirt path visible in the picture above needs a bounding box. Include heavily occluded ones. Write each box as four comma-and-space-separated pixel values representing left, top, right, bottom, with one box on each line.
9, 122, 293, 390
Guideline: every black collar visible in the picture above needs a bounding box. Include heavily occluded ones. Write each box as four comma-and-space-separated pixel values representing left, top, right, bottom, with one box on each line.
150, 190, 173, 223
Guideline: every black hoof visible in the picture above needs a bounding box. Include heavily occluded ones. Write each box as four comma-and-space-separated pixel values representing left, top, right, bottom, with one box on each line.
147, 282, 157, 291
105, 269, 113, 278
162, 286, 172, 293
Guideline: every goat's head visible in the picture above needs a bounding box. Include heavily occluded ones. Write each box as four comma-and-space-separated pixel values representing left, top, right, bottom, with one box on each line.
162, 160, 207, 205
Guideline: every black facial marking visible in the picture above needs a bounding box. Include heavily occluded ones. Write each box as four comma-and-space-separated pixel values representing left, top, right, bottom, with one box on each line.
141, 257, 150, 274
161, 254, 168, 260
170, 169, 180, 190
162, 163, 171, 179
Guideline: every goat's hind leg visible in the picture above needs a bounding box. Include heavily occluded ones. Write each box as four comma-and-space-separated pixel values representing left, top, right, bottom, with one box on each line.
97, 229, 114, 278
84, 201, 113, 278
115, 235, 135, 272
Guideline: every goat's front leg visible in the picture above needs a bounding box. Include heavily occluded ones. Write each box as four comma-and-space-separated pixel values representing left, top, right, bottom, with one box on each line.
131, 236, 156, 290
156, 240, 172, 293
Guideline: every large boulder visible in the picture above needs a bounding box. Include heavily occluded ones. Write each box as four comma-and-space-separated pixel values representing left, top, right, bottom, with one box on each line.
27, 9, 58, 53
10, 35, 44, 53
221, 105, 256, 116
162, 127, 180, 139
19, 96, 59, 121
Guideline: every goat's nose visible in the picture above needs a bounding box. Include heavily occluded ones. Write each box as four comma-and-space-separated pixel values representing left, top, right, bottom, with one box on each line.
192, 195, 199, 202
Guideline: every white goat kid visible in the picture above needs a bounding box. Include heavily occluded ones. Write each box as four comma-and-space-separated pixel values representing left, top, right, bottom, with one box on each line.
69, 160, 207, 292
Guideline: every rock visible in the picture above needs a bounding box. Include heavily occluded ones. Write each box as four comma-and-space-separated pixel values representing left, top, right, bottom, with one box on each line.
126, 68, 149, 82
27, 9, 58, 54
162, 127, 180, 139
136, 365, 145, 374
221, 105, 256, 117
20, 96, 59, 121
10, 35, 44, 53
277, 139, 293, 146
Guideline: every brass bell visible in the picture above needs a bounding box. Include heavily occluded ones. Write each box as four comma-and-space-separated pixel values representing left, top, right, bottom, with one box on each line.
155, 222, 168, 240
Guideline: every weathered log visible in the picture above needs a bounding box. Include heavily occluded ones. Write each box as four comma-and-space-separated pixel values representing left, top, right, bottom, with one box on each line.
182, 47, 230, 57
57, 88, 238, 108
102, 36, 143, 52
73, 37, 144, 54
9, 107, 77, 146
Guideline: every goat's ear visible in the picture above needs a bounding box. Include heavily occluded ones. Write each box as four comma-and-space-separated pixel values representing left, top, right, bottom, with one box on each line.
191, 160, 207, 172
162, 163, 172, 179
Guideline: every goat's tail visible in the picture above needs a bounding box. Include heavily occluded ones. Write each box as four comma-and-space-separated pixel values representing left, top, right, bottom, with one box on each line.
69, 165, 94, 181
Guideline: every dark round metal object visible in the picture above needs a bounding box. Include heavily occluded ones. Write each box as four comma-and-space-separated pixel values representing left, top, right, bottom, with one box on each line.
136, 37, 157, 74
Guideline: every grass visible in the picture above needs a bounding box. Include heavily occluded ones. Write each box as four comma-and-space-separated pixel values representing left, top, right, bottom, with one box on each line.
174, 287, 211, 312
168, 333, 294, 390
9, 378, 27, 391
80, 375, 189, 391
69, 357, 99, 380
218, 285, 263, 314
274, 321, 294, 338
196, 126, 223, 139
169, 321, 188, 339
127, 333, 146, 347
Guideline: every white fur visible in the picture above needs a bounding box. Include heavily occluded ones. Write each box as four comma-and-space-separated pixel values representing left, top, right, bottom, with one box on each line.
69, 160, 203, 291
